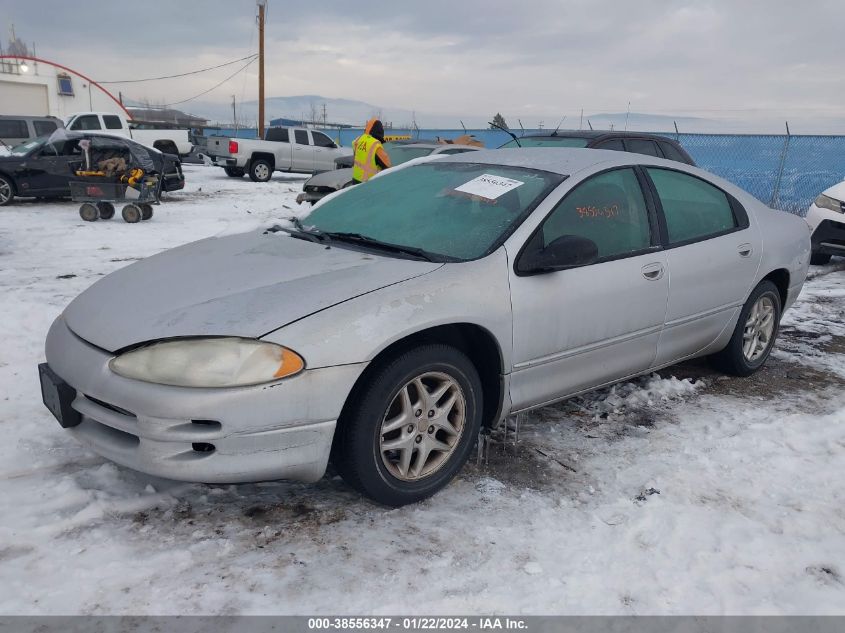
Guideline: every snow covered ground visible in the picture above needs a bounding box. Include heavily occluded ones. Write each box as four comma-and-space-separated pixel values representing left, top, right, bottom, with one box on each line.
0, 165, 843, 615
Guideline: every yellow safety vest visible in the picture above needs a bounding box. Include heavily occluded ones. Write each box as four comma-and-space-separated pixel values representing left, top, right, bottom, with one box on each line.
352, 134, 383, 182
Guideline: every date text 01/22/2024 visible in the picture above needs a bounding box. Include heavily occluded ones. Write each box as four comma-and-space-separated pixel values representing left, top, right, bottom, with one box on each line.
307, 617, 528, 630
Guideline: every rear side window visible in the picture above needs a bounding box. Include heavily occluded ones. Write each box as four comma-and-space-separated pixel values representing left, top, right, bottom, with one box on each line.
624, 138, 660, 157
70, 115, 101, 131
0, 119, 28, 138
33, 120, 58, 135
312, 132, 334, 148
592, 138, 625, 151
103, 115, 123, 130
266, 128, 289, 142
647, 168, 738, 244
657, 141, 688, 163
540, 168, 653, 260
294, 130, 309, 145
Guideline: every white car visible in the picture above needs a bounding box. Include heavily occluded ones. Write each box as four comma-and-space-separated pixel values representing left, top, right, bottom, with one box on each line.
806, 180, 845, 265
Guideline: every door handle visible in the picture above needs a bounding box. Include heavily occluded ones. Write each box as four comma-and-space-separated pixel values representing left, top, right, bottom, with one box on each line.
641, 262, 665, 280
738, 243, 753, 257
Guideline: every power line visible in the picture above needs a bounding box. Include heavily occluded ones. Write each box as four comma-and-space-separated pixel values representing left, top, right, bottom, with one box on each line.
127, 57, 258, 108
99, 54, 257, 84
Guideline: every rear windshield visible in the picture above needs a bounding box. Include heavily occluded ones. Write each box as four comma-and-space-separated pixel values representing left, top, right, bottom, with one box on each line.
499, 137, 589, 149
304, 162, 562, 261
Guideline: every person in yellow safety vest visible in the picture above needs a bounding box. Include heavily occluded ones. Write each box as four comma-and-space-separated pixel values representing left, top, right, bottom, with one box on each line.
351, 118, 392, 184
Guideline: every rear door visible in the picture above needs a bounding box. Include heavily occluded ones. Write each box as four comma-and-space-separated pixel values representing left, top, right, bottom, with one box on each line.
265, 127, 292, 168
292, 129, 314, 171
644, 166, 762, 366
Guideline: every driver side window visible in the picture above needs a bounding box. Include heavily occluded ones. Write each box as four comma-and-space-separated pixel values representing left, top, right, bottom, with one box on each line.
539, 168, 653, 260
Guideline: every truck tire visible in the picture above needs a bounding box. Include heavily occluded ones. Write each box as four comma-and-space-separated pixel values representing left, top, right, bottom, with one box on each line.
248, 159, 272, 183
224, 167, 245, 178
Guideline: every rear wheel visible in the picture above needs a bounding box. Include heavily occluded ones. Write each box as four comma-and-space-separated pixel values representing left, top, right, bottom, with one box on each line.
810, 252, 832, 265
122, 203, 142, 223
140, 203, 154, 220
710, 280, 781, 376
224, 166, 245, 178
96, 202, 115, 219
248, 159, 272, 182
335, 344, 483, 506
0, 175, 14, 206
79, 203, 99, 221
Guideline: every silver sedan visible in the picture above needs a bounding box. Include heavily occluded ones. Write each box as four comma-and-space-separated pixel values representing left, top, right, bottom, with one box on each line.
40, 149, 811, 506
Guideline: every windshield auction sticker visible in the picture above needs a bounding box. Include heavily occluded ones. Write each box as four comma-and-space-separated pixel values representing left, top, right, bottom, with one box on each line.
454, 174, 524, 200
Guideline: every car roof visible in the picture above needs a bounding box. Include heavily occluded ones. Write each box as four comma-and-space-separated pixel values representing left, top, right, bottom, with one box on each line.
435, 147, 688, 176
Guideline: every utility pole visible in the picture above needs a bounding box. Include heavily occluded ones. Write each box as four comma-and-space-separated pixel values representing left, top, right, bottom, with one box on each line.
257, 0, 266, 137
232, 94, 237, 132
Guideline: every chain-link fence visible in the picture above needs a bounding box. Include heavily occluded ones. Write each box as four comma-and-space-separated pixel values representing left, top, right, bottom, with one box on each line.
664, 133, 845, 216
215, 125, 845, 215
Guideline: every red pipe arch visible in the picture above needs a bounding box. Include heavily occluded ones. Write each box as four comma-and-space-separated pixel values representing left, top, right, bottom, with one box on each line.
0, 55, 132, 118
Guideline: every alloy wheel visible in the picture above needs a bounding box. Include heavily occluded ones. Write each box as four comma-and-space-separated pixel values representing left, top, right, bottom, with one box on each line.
379, 371, 466, 481
742, 295, 776, 362
0, 179, 11, 204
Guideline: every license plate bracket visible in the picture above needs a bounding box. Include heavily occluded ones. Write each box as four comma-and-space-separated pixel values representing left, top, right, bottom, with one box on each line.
38, 363, 81, 429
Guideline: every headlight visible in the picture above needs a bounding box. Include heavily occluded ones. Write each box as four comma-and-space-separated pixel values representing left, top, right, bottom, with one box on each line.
815, 194, 843, 213
109, 337, 304, 387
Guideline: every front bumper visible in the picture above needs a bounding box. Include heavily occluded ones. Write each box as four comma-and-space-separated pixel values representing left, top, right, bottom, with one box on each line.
44, 317, 366, 484
810, 218, 845, 257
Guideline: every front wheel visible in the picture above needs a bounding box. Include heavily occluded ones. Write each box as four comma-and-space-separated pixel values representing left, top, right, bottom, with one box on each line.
710, 280, 781, 376
248, 159, 272, 182
335, 344, 483, 506
0, 175, 14, 206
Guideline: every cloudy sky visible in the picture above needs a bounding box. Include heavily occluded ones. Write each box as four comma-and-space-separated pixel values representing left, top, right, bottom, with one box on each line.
1, 0, 842, 131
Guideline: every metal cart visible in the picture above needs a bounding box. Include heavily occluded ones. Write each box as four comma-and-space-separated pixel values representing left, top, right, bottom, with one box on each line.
69, 135, 164, 223
70, 177, 160, 223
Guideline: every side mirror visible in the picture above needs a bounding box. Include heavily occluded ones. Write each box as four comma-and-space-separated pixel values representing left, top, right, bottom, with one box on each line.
517, 234, 599, 275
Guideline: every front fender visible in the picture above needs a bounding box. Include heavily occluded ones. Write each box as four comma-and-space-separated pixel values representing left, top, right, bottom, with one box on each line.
262, 249, 514, 372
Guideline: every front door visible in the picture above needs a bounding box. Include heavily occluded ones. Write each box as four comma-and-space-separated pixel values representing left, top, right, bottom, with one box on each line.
508, 167, 669, 410
311, 131, 338, 171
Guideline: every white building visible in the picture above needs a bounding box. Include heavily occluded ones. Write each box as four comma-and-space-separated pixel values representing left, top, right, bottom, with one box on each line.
0, 55, 130, 119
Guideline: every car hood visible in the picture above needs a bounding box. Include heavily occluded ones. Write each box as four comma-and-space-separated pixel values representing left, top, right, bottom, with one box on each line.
305, 168, 353, 189
63, 229, 441, 352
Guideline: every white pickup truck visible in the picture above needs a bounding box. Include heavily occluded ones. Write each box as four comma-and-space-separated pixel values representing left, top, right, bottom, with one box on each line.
63, 112, 193, 157
203, 126, 352, 182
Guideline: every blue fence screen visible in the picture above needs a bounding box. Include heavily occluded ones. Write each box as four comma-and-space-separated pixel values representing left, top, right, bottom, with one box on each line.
211, 126, 845, 215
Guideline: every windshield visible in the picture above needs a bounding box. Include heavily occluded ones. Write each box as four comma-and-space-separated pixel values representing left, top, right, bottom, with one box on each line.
499, 137, 590, 149
303, 162, 563, 261
385, 146, 434, 165
9, 138, 44, 156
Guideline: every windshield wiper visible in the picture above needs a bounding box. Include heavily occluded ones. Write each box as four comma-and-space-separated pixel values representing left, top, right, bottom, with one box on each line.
265, 217, 330, 245
321, 232, 435, 262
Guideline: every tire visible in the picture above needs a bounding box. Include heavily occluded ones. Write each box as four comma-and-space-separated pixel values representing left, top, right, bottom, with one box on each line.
810, 252, 832, 266
248, 159, 272, 182
140, 203, 153, 220
0, 175, 14, 206
224, 167, 245, 178
335, 344, 483, 506
122, 204, 142, 223
710, 280, 781, 376
96, 202, 115, 220
79, 203, 99, 221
